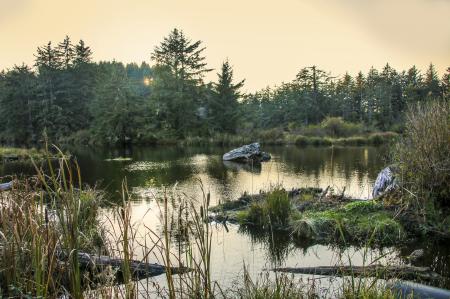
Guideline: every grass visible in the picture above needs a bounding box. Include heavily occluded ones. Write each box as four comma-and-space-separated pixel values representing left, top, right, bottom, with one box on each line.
237, 188, 291, 229
0, 146, 46, 161
231, 188, 405, 247
292, 200, 405, 245
0, 147, 106, 298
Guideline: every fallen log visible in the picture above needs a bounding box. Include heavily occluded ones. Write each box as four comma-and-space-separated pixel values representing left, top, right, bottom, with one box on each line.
73, 252, 191, 282
273, 264, 443, 282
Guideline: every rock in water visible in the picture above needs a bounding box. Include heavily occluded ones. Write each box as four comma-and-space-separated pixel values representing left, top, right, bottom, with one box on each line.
223, 143, 271, 163
372, 166, 397, 198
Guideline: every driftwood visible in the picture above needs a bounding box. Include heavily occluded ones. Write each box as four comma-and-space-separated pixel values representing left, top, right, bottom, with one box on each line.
75, 252, 190, 282
373, 166, 397, 198
0, 181, 13, 191
273, 264, 442, 282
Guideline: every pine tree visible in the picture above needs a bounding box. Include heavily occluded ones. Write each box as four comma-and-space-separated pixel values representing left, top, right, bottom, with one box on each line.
0, 65, 38, 144
74, 40, 93, 66
210, 60, 244, 133
151, 28, 211, 135
57, 35, 75, 69
424, 63, 441, 99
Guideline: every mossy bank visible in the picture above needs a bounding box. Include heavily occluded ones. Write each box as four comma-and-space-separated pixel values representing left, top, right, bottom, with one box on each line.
210, 187, 448, 247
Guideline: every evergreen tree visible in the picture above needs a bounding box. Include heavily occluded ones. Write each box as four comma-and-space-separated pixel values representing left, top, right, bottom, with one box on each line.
90, 62, 144, 144
209, 60, 244, 133
57, 35, 75, 69
0, 65, 38, 144
74, 40, 93, 66
151, 28, 211, 135
424, 63, 441, 99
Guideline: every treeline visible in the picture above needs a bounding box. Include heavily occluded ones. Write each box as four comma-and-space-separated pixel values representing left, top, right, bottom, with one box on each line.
0, 29, 448, 146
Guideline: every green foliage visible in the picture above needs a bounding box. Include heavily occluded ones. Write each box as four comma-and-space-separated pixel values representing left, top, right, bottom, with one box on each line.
209, 60, 244, 133
0, 31, 447, 146
0, 147, 44, 161
239, 188, 291, 228
368, 132, 398, 145
320, 117, 363, 138
292, 200, 405, 245
393, 100, 450, 206
151, 28, 211, 137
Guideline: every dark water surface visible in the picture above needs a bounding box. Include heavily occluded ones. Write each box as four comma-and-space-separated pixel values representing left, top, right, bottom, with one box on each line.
1, 145, 448, 291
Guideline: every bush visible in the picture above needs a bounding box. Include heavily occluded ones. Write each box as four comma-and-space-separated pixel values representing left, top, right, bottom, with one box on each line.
294, 135, 308, 146
368, 131, 398, 145
321, 117, 363, 138
393, 101, 450, 206
310, 137, 332, 146
335, 136, 367, 146
258, 128, 285, 144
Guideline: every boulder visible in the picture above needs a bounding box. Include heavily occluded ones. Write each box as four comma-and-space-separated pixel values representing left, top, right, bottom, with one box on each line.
222, 143, 271, 163
372, 166, 398, 198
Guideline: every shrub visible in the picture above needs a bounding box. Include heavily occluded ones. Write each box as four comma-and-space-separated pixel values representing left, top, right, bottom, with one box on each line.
336, 136, 367, 146
321, 117, 363, 138
258, 128, 285, 144
393, 101, 450, 206
310, 137, 332, 146
368, 131, 398, 145
294, 135, 309, 146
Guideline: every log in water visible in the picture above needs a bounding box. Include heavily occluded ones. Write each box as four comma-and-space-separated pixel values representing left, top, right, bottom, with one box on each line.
273, 264, 442, 282
76, 252, 191, 282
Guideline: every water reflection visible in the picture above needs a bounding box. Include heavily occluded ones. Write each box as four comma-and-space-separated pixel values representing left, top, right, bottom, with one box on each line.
2, 145, 449, 289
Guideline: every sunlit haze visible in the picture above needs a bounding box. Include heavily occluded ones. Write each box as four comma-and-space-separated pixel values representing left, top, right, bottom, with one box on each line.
1, 0, 449, 91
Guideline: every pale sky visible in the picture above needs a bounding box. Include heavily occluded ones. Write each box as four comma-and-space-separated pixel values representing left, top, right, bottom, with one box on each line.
1, 0, 449, 91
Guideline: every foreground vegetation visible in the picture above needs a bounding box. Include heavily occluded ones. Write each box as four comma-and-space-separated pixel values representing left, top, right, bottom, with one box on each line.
212, 188, 407, 247
0, 147, 45, 162
0, 29, 448, 146
0, 151, 417, 298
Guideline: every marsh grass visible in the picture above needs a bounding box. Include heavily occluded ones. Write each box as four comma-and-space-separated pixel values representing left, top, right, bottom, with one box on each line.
237, 187, 291, 229
0, 145, 106, 298
393, 100, 450, 207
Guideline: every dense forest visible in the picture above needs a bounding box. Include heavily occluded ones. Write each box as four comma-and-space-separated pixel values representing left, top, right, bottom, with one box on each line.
0, 29, 448, 146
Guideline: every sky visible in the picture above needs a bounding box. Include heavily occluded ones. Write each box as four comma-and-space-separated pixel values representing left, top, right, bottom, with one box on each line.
1, 0, 449, 91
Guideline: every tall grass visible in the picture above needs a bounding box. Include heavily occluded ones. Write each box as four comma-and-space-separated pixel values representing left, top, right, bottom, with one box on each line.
0, 145, 108, 298
393, 100, 450, 207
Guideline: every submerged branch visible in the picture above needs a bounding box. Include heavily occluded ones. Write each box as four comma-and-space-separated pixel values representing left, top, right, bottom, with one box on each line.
273, 264, 443, 282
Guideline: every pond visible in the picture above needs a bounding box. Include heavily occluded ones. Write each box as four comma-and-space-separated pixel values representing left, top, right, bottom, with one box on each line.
1, 145, 449, 292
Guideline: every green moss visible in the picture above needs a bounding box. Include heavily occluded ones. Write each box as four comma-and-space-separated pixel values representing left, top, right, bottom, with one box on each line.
292, 200, 405, 245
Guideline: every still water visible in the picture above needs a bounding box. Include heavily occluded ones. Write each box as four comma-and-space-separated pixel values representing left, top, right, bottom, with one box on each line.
1, 145, 448, 292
